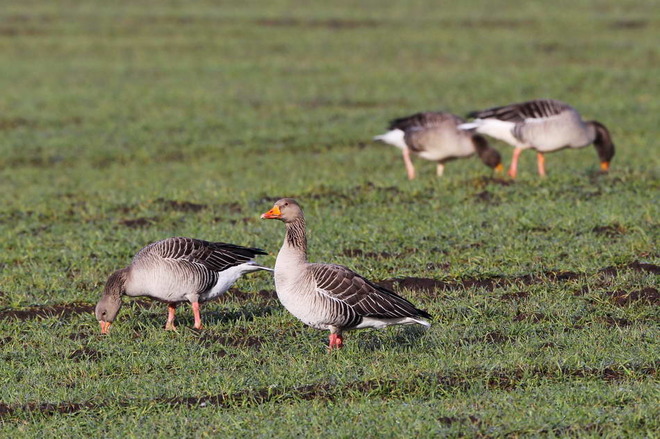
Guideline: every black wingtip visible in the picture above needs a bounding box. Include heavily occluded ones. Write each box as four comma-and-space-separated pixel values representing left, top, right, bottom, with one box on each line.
466, 110, 479, 119
418, 309, 432, 320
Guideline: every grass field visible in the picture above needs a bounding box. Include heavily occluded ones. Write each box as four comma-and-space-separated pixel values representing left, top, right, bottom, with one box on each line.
0, 0, 658, 437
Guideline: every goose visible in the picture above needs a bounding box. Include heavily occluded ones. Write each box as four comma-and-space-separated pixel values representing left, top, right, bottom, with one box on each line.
458, 99, 615, 178
261, 198, 431, 350
373, 111, 504, 179
95, 237, 271, 334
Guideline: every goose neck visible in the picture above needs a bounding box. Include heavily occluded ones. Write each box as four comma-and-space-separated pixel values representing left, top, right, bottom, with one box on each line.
283, 218, 307, 258
104, 267, 129, 299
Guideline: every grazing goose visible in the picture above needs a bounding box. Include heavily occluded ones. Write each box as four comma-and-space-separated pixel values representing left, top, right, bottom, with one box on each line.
373, 111, 504, 179
95, 237, 271, 334
261, 198, 431, 350
459, 99, 615, 178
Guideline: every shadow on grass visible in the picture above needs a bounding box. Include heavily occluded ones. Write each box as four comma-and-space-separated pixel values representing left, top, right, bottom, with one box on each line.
359, 325, 429, 352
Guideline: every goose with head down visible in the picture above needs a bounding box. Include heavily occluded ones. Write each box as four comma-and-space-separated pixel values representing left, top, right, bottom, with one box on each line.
374, 111, 504, 179
459, 99, 615, 178
95, 237, 271, 334
261, 198, 431, 350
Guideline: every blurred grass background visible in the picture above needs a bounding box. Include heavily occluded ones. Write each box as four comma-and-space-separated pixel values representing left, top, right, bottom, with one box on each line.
0, 0, 658, 436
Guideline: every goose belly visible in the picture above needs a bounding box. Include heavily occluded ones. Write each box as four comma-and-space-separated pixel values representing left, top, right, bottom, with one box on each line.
416, 140, 474, 161
522, 116, 592, 152
274, 274, 331, 330
124, 264, 200, 303
406, 128, 474, 161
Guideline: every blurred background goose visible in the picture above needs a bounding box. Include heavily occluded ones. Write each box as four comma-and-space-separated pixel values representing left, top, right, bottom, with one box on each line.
95, 237, 271, 334
261, 198, 431, 350
459, 99, 615, 178
374, 111, 503, 179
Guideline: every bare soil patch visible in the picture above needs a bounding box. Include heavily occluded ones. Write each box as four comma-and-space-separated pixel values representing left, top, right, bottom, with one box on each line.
592, 223, 627, 237
513, 312, 546, 323
68, 347, 102, 362
453, 19, 536, 29
0, 118, 34, 130
603, 287, 659, 307
255, 18, 378, 29
156, 198, 207, 213
118, 217, 158, 228
473, 190, 498, 204
600, 261, 659, 276
0, 302, 95, 321
609, 19, 647, 29
380, 261, 659, 295
599, 315, 632, 327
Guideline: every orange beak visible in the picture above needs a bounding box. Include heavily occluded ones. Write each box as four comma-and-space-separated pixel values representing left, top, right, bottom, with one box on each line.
99, 321, 112, 335
495, 163, 505, 173
261, 205, 281, 219
600, 161, 610, 171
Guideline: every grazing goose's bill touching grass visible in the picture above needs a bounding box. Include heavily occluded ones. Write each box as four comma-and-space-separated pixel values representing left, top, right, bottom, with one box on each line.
373, 112, 504, 179
261, 198, 431, 350
459, 99, 615, 178
95, 237, 271, 334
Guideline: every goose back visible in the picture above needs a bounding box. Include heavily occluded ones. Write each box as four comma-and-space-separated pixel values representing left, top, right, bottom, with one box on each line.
467, 99, 596, 152
125, 237, 268, 303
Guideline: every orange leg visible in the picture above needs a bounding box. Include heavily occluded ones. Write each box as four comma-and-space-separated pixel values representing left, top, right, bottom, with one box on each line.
328, 333, 344, 350
165, 303, 177, 330
536, 152, 546, 177
192, 302, 203, 329
508, 147, 523, 178
402, 148, 416, 180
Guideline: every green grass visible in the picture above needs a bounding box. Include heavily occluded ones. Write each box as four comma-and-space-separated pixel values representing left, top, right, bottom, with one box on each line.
0, 0, 658, 437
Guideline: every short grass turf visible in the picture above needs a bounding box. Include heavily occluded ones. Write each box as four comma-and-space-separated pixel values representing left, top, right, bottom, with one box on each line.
0, 0, 658, 437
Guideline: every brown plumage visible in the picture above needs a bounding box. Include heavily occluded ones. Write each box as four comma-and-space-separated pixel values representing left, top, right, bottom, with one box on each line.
374, 111, 504, 179
261, 198, 431, 350
461, 99, 615, 178
94, 237, 270, 334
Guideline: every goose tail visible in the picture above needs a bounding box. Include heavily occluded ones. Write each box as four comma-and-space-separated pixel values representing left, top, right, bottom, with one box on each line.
373, 129, 407, 150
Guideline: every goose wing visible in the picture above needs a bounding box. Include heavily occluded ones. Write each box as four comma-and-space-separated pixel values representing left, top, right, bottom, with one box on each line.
310, 263, 431, 321
468, 99, 572, 122
145, 237, 267, 272
388, 112, 462, 131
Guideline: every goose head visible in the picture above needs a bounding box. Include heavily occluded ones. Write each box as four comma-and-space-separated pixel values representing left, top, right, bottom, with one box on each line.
472, 134, 504, 173
261, 198, 304, 223
588, 121, 615, 171
95, 268, 127, 334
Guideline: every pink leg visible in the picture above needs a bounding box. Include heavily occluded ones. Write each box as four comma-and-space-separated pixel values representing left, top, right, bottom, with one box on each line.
328, 333, 344, 350
537, 152, 546, 177
508, 147, 523, 178
402, 148, 416, 180
192, 302, 203, 329
165, 304, 177, 330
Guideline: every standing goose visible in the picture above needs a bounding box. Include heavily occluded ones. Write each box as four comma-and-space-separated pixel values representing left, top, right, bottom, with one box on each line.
373, 111, 504, 179
261, 198, 431, 350
459, 99, 615, 178
95, 237, 271, 334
